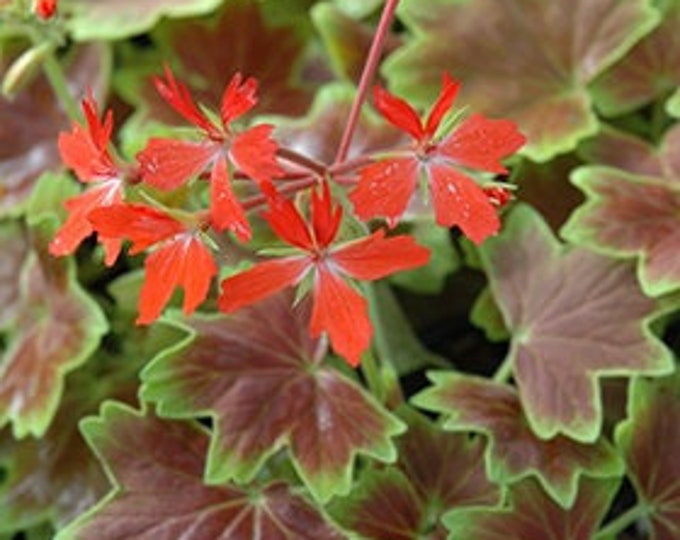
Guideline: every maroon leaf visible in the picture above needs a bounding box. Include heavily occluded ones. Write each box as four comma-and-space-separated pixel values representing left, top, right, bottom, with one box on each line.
0, 44, 109, 217
413, 373, 623, 508
564, 125, 680, 295
0, 236, 107, 438
385, 0, 659, 160
140, 291, 404, 502
55, 403, 346, 540
616, 375, 680, 540
514, 154, 585, 232
479, 204, 673, 442
590, 0, 680, 115
332, 409, 499, 540
0, 371, 110, 532
125, 0, 316, 128
444, 476, 619, 540
0, 221, 29, 328
0, 282, 185, 532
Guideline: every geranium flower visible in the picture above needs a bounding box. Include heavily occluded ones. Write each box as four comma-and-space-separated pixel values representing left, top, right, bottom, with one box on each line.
49, 95, 125, 265
88, 203, 217, 324
218, 183, 430, 366
349, 74, 526, 244
33, 0, 57, 19
136, 66, 282, 242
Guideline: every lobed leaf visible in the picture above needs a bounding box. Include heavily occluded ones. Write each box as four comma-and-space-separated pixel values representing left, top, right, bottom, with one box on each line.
478, 204, 673, 442
413, 373, 624, 508
615, 374, 680, 540
141, 291, 405, 502
385, 0, 660, 161
55, 403, 345, 540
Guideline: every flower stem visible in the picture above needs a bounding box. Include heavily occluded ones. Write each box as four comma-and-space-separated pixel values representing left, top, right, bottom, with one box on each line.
333, 0, 400, 165
276, 147, 327, 177
42, 50, 80, 120
361, 347, 386, 403
594, 504, 649, 540
492, 355, 514, 383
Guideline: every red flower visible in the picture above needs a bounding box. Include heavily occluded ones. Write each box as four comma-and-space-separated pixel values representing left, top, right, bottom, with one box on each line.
218, 183, 430, 366
88, 204, 217, 324
136, 67, 282, 242
33, 0, 57, 19
349, 74, 525, 244
49, 95, 124, 265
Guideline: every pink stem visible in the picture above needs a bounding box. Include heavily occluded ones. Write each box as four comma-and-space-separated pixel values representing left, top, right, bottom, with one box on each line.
333, 0, 401, 165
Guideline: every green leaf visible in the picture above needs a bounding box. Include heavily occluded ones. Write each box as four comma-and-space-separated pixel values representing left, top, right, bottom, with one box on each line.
385, 0, 660, 161
55, 403, 346, 539
64, 0, 223, 40
413, 373, 624, 508
141, 291, 405, 502
478, 204, 673, 442
367, 282, 448, 376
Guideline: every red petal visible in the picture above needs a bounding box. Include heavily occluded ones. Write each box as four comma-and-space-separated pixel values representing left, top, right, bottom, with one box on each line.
49, 180, 122, 258
137, 234, 217, 324
310, 266, 371, 367
88, 203, 185, 254
332, 229, 430, 280
58, 101, 117, 183
209, 158, 251, 241
311, 182, 342, 249
263, 193, 314, 251
218, 257, 309, 313
230, 124, 283, 183
423, 73, 461, 138
438, 114, 526, 174
373, 86, 424, 141
428, 164, 500, 245
34, 0, 57, 19
220, 72, 258, 125
349, 157, 420, 227
137, 138, 219, 190
154, 65, 221, 137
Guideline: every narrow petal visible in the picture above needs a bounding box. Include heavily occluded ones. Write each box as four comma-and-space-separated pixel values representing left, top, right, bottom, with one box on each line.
81, 94, 113, 154
154, 65, 221, 137
177, 236, 218, 316
58, 117, 116, 183
220, 72, 258, 125
101, 237, 123, 267
373, 86, 424, 141
88, 203, 185, 254
423, 73, 461, 138
137, 138, 219, 190
332, 229, 430, 280
349, 157, 420, 227
49, 181, 122, 258
310, 266, 371, 367
311, 182, 342, 249
218, 257, 309, 313
230, 124, 283, 183
263, 193, 314, 251
209, 158, 251, 241
428, 164, 500, 245
136, 235, 216, 324
438, 114, 526, 174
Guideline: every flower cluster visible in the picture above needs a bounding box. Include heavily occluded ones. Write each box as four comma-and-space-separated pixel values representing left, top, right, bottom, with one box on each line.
50, 69, 524, 366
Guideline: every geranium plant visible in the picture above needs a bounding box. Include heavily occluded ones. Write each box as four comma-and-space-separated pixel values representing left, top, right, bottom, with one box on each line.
0, 0, 678, 539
